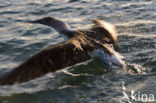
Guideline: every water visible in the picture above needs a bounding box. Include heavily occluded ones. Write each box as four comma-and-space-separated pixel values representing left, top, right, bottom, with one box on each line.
0, 0, 155, 103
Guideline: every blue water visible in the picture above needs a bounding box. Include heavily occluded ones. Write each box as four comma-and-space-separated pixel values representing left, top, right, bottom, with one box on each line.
0, 0, 156, 103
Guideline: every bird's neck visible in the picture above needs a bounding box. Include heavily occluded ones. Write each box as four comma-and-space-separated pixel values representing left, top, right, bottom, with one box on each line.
51, 24, 75, 39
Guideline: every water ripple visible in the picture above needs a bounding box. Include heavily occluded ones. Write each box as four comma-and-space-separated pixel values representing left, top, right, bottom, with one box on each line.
0, 0, 155, 103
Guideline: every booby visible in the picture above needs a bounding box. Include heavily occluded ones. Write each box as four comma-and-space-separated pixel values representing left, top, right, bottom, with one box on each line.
0, 17, 125, 85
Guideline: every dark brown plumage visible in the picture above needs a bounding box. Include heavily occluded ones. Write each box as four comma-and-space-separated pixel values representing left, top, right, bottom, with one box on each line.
0, 17, 119, 85
0, 35, 112, 85
0, 37, 87, 85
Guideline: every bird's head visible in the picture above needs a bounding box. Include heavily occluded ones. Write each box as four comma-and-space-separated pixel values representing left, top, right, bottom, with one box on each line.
28, 17, 72, 34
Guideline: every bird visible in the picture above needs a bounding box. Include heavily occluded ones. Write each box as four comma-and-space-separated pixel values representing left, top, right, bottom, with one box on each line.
0, 17, 125, 85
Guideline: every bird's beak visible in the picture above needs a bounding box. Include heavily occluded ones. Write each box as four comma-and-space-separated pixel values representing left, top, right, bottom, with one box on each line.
28, 19, 42, 24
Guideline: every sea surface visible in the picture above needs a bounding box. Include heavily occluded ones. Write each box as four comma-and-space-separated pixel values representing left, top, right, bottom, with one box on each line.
0, 0, 156, 103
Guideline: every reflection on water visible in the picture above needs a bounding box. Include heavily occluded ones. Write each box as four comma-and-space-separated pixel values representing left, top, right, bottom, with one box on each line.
0, 0, 155, 103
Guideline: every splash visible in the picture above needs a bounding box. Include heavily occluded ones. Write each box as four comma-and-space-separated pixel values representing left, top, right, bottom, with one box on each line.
119, 60, 149, 75
108, 46, 149, 75
125, 63, 149, 75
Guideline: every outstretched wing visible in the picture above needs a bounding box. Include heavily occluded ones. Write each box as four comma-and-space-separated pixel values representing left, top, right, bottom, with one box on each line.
90, 19, 118, 44
0, 38, 91, 85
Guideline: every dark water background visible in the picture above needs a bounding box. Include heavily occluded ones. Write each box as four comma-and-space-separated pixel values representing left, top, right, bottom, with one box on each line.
0, 0, 156, 103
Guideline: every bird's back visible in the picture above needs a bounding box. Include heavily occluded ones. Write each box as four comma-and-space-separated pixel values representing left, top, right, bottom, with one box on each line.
66, 19, 118, 45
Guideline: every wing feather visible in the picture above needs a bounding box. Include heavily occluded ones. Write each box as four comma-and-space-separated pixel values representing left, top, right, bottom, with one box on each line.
91, 19, 118, 44
0, 38, 91, 85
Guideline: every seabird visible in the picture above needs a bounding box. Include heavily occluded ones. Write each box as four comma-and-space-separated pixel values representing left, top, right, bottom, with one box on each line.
0, 17, 125, 85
